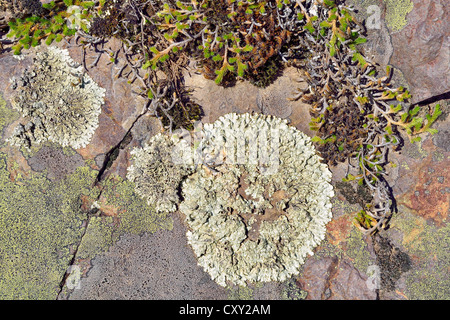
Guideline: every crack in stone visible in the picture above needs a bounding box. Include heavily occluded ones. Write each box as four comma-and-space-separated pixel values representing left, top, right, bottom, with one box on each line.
56, 110, 147, 299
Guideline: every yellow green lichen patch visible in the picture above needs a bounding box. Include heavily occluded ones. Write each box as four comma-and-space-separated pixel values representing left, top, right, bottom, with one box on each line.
345, 227, 375, 273
76, 216, 116, 260
389, 209, 450, 299
0, 94, 19, 139
227, 285, 254, 300
99, 175, 173, 236
352, 0, 413, 32
384, 0, 414, 32
0, 152, 99, 299
73, 175, 173, 266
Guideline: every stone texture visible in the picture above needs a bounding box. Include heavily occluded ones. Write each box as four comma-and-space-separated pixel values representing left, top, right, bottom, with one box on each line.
68, 212, 230, 300
390, 0, 449, 104
27, 145, 85, 180
349, 0, 450, 104
1, 2, 449, 299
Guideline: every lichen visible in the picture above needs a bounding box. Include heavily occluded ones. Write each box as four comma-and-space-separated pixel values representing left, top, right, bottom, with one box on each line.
0, 153, 99, 299
8, 46, 105, 150
389, 210, 450, 299
100, 174, 174, 235
76, 174, 174, 260
0, 93, 19, 138
180, 113, 334, 287
127, 133, 193, 214
384, 0, 413, 32
76, 216, 116, 260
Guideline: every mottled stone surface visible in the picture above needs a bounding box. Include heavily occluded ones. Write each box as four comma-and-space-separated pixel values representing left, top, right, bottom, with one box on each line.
1, 3, 449, 298
349, 0, 450, 104
68, 212, 229, 300
390, 0, 449, 104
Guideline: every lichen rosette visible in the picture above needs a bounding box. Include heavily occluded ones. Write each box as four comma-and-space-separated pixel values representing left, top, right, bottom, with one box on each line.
127, 133, 193, 214
8, 46, 105, 150
179, 113, 334, 287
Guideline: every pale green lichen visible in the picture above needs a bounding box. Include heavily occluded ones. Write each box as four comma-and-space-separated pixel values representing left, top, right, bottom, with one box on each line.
8, 46, 105, 150
352, 0, 413, 32
0, 153, 99, 299
345, 227, 375, 273
127, 133, 192, 213
76, 216, 116, 260
76, 175, 173, 260
384, 0, 413, 32
390, 210, 450, 299
0, 93, 19, 138
180, 113, 334, 287
101, 175, 174, 235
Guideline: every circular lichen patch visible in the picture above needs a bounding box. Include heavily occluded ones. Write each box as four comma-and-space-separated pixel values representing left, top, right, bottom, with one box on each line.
179, 113, 334, 287
8, 46, 105, 150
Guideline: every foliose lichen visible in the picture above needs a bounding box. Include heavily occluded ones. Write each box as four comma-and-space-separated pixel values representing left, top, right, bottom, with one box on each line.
179, 113, 334, 287
8, 46, 105, 150
126, 133, 193, 214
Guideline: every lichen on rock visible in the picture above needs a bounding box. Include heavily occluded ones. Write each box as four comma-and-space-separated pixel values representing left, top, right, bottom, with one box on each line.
8, 46, 105, 150
126, 133, 193, 214
179, 113, 334, 287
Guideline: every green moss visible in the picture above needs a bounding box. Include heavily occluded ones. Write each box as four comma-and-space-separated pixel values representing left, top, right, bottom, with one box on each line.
0, 152, 99, 299
390, 210, 450, 299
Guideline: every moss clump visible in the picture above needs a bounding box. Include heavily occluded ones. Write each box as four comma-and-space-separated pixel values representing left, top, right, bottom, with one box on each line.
0, 153, 99, 299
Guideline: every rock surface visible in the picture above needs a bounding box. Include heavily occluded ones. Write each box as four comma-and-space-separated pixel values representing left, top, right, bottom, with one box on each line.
0, 0, 449, 300
349, 0, 450, 104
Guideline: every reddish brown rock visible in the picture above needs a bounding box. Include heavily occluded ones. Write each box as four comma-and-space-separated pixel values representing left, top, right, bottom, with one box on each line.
297, 256, 377, 300
390, 0, 450, 104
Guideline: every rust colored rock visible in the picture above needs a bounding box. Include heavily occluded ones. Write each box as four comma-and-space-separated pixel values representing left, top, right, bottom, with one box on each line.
390, 0, 450, 104
400, 155, 449, 226
297, 256, 377, 300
